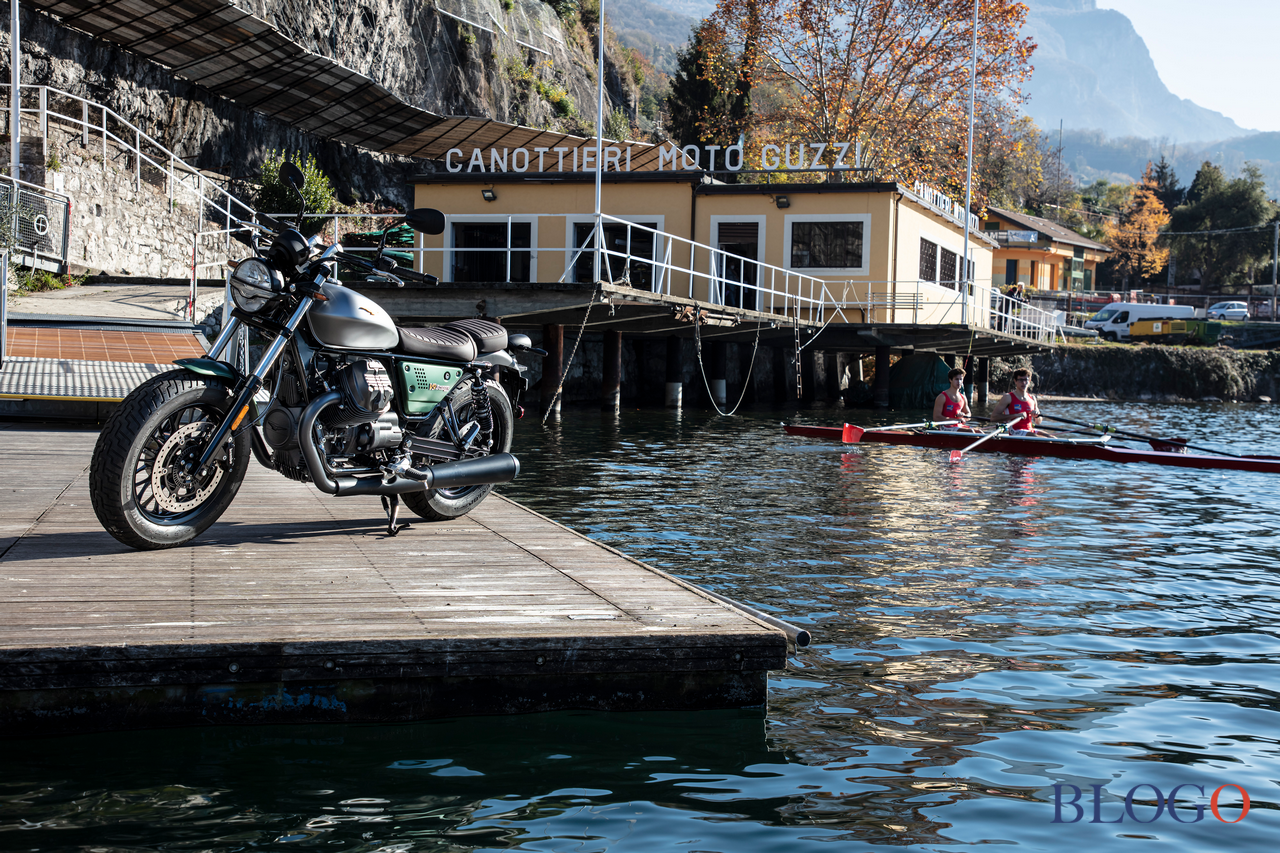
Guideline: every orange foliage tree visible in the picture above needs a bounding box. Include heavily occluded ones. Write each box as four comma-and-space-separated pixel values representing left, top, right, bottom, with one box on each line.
1105, 164, 1170, 286
698, 0, 1036, 197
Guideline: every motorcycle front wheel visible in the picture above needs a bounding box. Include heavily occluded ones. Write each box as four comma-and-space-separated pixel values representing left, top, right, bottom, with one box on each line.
403, 381, 514, 521
90, 371, 251, 550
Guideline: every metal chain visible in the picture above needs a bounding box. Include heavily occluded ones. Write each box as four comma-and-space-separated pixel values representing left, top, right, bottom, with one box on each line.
540, 284, 601, 424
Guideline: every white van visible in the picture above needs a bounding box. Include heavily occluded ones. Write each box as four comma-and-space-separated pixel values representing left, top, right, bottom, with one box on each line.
1083, 302, 1198, 341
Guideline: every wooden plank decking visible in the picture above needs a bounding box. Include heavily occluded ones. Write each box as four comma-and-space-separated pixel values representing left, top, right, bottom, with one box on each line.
0, 425, 786, 735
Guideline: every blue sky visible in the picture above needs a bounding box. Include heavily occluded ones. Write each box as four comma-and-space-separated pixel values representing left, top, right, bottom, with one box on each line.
1097, 0, 1277, 134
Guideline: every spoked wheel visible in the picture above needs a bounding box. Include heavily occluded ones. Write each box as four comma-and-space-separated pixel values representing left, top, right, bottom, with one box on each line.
90, 371, 250, 550
403, 382, 514, 521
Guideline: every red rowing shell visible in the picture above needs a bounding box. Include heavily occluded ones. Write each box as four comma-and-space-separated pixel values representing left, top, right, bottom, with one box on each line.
783, 424, 1280, 474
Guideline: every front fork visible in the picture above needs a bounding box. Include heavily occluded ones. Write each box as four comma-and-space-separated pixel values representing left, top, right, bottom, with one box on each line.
191, 297, 315, 473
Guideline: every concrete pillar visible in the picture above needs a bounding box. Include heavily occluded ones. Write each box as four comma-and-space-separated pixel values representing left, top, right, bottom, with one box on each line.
823, 352, 839, 402
739, 342, 758, 406
602, 329, 622, 411
800, 347, 816, 404
773, 346, 790, 405
664, 335, 683, 408
540, 323, 564, 417
708, 340, 727, 409
976, 356, 990, 405
873, 345, 891, 408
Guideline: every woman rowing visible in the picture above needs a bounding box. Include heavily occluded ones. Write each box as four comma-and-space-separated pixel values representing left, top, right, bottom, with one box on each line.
992, 368, 1053, 435
932, 368, 980, 430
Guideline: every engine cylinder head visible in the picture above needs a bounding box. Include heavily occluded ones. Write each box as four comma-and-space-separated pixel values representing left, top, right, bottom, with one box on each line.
321, 359, 394, 428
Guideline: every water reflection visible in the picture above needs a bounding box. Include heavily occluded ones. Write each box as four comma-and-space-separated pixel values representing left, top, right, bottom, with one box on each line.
3, 403, 1279, 850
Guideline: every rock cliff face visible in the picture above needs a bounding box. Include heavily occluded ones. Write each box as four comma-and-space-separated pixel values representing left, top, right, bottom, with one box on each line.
1022, 0, 1246, 142
999, 344, 1280, 403
8, 0, 638, 207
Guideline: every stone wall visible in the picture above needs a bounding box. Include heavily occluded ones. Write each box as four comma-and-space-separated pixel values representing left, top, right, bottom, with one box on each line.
43, 123, 249, 278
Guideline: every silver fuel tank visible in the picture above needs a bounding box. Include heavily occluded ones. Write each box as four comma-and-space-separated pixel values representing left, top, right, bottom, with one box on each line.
306, 282, 399, 350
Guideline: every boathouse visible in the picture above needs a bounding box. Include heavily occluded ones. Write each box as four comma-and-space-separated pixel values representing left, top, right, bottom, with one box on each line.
410, 168, 999, 329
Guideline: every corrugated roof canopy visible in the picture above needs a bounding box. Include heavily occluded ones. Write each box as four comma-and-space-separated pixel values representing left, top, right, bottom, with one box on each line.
29, 0, 667, 168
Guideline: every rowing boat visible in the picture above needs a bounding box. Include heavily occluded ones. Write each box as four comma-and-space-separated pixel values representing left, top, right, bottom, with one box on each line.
783, 424, 1280, 473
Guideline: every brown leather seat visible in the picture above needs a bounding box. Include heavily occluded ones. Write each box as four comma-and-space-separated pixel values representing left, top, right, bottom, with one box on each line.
445, 319, 508, 355
396, 326, 477, 361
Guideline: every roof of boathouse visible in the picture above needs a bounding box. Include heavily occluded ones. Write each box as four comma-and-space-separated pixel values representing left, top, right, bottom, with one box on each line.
27, 0, 666, 167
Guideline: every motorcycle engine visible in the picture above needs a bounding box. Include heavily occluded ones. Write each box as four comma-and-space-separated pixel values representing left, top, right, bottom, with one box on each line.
320, 358, 404, 456
322, 359, 394, 427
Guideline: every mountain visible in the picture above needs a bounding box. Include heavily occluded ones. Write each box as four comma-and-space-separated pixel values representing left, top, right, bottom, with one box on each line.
610, 0, 699, 75
1022, 0, 1249, 142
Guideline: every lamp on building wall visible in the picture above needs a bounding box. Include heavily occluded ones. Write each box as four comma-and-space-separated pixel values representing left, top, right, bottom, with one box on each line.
775, 195, 790, 209
481, 188, 497, 202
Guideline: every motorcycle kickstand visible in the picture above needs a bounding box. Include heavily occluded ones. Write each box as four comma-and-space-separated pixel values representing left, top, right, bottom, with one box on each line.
380, 494, 410, 537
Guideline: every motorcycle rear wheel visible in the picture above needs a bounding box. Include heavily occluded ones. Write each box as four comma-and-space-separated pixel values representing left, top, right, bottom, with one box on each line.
90, 371, 250, 550
403, 382, 514, 521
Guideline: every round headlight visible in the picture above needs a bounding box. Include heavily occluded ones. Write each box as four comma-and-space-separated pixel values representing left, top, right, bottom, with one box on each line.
230, 259, 282, 313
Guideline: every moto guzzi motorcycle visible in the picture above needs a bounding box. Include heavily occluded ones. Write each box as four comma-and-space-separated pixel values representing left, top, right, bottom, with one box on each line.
90, 163, 542, 550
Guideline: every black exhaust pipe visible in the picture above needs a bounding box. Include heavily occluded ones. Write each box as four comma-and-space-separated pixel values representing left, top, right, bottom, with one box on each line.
395, 452, 520, 490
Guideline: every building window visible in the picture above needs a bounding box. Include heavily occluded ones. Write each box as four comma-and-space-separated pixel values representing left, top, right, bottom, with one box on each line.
452, 221, 532, 282
983, 220, 1000, 231
790, 220, 863, 269
919, 238, 937, 282
939, 247, 957, 288
572, 221, 657, 289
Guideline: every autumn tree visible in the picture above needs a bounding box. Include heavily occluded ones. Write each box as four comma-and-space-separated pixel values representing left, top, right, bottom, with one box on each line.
1104, 164, 1169, 288
695, 0, 1035, 197
1168, 162, 1276, 291
974, 113, 1043, 211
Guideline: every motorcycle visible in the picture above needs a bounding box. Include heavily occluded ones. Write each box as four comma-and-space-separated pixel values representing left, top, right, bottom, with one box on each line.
90, 163, 543, 549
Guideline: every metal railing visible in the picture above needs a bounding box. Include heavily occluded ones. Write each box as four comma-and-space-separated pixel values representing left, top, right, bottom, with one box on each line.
204, 210, 1056, 342
1, 249, 8, 368
3, 83, 257, 315
0, 173, 71, 273
3, 84, 253, 229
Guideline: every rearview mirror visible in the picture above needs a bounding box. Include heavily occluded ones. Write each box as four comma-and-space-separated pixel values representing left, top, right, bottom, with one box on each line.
405, 208, 446, 236
279, 162, 304, 191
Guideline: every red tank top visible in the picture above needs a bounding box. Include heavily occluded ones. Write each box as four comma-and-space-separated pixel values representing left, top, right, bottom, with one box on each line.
941, 391, 967, 421
1008, 393, 1035, 430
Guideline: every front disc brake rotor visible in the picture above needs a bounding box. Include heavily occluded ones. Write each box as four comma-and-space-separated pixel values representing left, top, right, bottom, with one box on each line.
151, 421, 225, 513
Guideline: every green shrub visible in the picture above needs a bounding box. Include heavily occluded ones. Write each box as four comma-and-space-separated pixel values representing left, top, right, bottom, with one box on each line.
257, 150, 337, 236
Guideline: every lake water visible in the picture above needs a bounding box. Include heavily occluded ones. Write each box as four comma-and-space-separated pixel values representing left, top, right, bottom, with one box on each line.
4, 401, 1279, 851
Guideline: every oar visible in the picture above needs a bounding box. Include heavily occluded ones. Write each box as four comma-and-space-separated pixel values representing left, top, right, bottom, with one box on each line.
949, 423, 1009, 462
971, 415, 1094, 438
843, 419, 959, 443
1039, 414, 1249, 459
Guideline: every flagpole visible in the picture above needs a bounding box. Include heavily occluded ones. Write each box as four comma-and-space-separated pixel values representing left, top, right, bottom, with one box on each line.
593, 0, 605, 283
962, 0, 979, 326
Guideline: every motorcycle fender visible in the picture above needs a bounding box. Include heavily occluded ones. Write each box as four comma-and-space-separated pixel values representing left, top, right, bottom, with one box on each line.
174, 357, 243, 383
477, 351, 528, 393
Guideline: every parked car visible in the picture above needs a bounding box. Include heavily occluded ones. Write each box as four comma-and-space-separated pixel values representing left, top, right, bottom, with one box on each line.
1207, 301, 1248, 321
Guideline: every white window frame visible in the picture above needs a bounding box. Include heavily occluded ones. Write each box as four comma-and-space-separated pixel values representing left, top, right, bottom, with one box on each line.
710, 215, 768, 310
784, 213, 871, 276
564, 215, 665, 285
915, 224, 970, 290
446, 214, 539, 282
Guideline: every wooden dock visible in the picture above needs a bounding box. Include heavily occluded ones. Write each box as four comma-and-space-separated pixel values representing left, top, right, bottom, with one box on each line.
0, 424, 787, 736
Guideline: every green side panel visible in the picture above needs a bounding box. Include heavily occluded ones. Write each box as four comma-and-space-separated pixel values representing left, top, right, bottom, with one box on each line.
174, 357, 240, 381
398, 361, 464, 414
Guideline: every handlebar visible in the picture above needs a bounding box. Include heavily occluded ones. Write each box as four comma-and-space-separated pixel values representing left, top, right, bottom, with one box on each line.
333, 251, 437, 286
